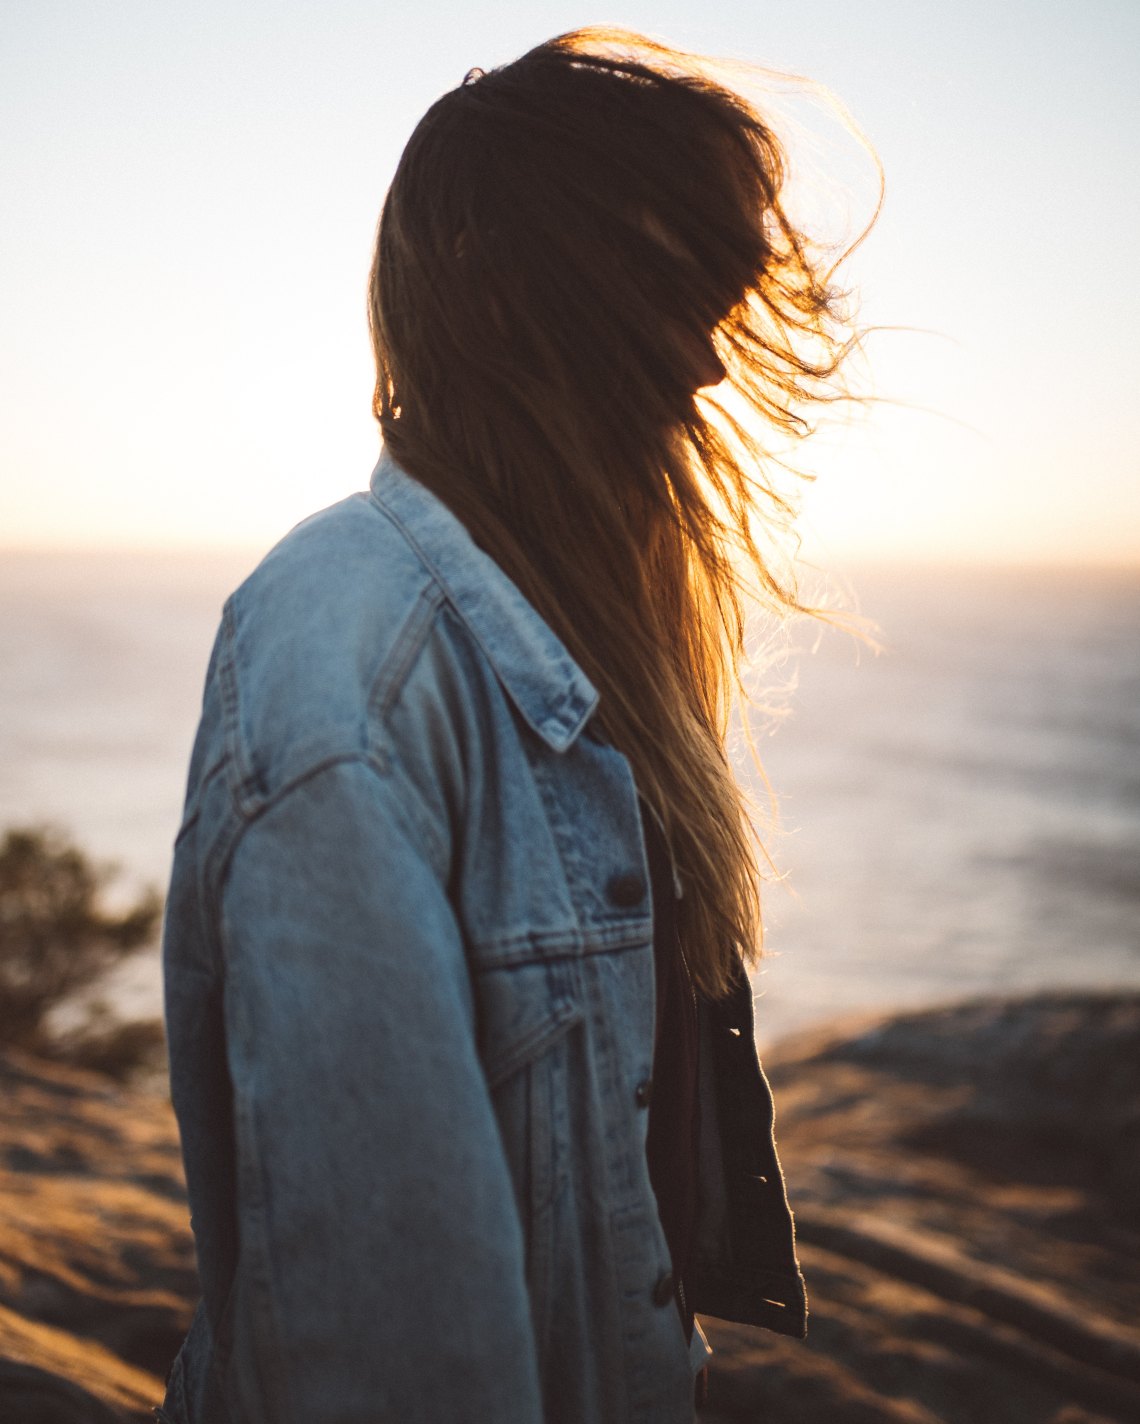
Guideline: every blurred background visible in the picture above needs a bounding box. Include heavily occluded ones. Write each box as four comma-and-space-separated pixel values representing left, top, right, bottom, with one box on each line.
2, 0, 1136, 1040
1, 3, 1138, 1420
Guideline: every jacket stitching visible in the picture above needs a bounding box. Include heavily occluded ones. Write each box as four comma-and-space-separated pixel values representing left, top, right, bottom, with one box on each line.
368, 487, 590, 746
370, 751, 448, 878
220, 923, 297, 1424
210, 754, 446, 932
217, 601, 264, 818
468, 919, 653, 966
208, 753, 459, 1420
367, 578, 448, 720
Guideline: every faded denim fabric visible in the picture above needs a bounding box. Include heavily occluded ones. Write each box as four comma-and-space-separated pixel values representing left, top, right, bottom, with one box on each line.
160, 450, 806, 1424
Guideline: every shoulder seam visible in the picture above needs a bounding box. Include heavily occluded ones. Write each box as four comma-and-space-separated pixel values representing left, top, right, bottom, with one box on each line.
216, 564, 448, 821
208, 753, 449, 918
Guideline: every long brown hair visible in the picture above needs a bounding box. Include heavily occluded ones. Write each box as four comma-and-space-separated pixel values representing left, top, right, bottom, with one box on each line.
369, 27, 872, 997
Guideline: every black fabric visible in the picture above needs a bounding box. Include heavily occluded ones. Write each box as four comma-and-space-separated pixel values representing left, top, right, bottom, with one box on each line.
640, 803, 700, 1344
684, 964, 809, 1337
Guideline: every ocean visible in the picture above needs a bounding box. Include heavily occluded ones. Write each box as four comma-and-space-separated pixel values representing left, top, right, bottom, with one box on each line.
2, 550, 1137, 1047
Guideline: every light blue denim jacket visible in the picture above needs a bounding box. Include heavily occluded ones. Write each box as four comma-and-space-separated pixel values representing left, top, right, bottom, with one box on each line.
160, 451, 807, 1424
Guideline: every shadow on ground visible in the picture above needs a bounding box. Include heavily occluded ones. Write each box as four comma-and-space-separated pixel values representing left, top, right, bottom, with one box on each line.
1, 990, 1137, 1422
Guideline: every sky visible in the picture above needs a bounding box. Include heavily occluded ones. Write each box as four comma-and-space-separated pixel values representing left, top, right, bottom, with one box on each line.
1, 0, 1138, 566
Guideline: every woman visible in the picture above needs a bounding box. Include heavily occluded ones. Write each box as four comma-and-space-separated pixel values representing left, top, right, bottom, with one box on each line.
159, 27, 865, 1424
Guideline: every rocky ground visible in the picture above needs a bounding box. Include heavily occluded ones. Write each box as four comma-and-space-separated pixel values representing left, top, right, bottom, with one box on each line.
0, 1050, 194, 1421
700, 991, 1140, 1424
1, 989, 1138, 1423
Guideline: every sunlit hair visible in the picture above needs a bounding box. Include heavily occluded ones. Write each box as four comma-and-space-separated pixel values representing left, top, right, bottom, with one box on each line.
369, 27, 874, 998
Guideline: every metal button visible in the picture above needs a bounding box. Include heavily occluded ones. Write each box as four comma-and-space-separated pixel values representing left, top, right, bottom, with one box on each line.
606, 871, 646, 907
635, 1078, 653, 1108
652, 1270, 675, 1307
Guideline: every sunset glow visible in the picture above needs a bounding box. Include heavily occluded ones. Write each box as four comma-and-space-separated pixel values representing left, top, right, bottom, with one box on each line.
2, 1, 1137, 565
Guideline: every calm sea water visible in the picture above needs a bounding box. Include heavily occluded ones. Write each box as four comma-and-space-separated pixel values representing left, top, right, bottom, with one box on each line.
1, 550, 1137, 1046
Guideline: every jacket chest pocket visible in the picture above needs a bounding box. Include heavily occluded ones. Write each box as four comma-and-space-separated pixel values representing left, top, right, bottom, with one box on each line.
527, 731, 655, 943
455, 721, 653, 969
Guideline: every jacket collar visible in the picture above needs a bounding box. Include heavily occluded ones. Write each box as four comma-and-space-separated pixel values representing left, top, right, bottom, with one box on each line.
369, 449, 598, 753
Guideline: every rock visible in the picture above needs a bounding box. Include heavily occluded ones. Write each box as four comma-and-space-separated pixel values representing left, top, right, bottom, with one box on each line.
0, 1357, 123, 1424
2, 992, 1139, 1422
778, 991, 1140, 1220
0, 1302, 162, 1421
697, 991, 1140, 1422
0, 1048, 192, 1421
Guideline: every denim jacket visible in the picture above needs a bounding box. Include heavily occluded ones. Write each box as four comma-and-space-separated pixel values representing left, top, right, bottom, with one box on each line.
160, 451, 808, 1424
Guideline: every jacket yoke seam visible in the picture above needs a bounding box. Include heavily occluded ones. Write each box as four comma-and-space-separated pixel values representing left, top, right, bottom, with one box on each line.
367, 577, 448, 721
204, 578, 453, 935
369, 489, 586, 744
363, 580, 454, 876
208, 752, 445, 922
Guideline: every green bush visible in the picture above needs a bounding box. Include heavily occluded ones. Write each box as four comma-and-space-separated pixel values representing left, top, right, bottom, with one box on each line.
0, 825, 164, 1078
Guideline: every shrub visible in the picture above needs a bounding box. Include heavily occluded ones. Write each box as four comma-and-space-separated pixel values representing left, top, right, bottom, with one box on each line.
0, 825, 164, 1076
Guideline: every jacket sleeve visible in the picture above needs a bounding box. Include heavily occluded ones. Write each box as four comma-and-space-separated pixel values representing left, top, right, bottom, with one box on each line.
216, 755, 544, 1424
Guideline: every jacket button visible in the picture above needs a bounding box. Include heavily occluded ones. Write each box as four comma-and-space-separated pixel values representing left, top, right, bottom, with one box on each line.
606, 871, 646, 907
635, 1078, 653, 1108
652, 1271, 675, 1307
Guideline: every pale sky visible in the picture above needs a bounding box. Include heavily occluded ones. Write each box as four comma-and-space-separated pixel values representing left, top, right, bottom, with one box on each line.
2, 0, 1138, 565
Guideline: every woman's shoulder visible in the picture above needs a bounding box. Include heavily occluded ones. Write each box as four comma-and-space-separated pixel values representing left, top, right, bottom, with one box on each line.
204, 463, 598, 812
230, 489, 436, 654
216, 489, 451, 796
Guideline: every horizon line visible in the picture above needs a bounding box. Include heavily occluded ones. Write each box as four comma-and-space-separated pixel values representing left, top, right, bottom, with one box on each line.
2, 542, 1139, 575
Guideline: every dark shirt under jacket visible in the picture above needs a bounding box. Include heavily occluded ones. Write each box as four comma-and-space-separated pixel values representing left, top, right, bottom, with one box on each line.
640, 802, 701, 1344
